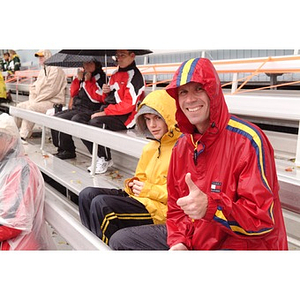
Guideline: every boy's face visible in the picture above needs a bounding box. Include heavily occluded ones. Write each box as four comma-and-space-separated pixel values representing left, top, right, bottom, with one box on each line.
143, 113, 168, 140
178, 82, 210, 134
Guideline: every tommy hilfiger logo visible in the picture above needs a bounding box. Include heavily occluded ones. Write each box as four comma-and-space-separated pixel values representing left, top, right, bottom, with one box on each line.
211, 182, 222, 193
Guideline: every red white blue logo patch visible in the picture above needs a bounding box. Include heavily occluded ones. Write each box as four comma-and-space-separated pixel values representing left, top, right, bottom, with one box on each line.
211, 182, 222, 193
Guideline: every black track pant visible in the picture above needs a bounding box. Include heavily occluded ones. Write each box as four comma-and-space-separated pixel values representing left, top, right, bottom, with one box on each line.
109, 224, 169, 250
51, 109, 93, 153
79, 187, 154, 244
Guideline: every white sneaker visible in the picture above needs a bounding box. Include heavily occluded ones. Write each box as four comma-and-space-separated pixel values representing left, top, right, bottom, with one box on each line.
87, 157, 113, 174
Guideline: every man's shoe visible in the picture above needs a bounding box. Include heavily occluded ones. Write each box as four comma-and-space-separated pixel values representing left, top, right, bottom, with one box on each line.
55, 150, 76, 160
87, 157, 113, 174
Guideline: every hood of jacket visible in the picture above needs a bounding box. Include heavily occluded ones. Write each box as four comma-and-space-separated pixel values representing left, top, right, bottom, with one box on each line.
135, 89, 179, 140
166, 58, 230, 136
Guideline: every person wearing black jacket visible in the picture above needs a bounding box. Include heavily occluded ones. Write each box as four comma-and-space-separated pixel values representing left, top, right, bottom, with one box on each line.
51, 59, 106, 159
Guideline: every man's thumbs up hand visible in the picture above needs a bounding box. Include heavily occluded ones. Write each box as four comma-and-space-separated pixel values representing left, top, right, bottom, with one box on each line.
176, 173, 208, 220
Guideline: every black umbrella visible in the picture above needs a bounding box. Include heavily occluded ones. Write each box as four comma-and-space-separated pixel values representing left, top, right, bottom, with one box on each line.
59, 49, 153, 56
44, 52, 116, 68
58, 49, 152, 83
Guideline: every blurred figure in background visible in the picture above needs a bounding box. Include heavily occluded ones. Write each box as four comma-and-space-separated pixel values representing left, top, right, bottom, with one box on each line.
81, 50, 145, 174
14, 49, 67, 143
7, 50, 21, 74
0, 52, 10, 71
51, 59, 107, 160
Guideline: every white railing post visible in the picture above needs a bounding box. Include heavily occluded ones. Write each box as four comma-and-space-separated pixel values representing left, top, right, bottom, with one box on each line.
90, 142, 98, 176
231, 73, 238, 94
152, 74, 157, 91
40, 125, 46, 151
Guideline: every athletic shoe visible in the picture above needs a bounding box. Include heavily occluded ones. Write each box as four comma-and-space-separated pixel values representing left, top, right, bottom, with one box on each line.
87, 157, 113, 174
55, 150, 76, 160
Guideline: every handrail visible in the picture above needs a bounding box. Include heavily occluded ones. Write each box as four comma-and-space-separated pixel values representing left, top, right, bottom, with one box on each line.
6, 55, 300, 92
9, 106, 148, 175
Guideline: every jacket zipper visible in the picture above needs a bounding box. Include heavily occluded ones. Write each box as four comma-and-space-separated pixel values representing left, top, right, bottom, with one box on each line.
190, 134, 198, 165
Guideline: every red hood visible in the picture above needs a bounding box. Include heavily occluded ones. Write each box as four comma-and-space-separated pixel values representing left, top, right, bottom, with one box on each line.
166, 58, 230, 135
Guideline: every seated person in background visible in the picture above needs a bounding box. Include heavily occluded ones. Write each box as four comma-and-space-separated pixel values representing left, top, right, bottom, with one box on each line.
0, 113, 56, 250
14, 49, 67, 143
79, 50, 145, 174
51, 59, 107, 159
78, 90, 181, 245
0, 52, 10, 71
0, 71, 11, 103
7, 50, 21, 74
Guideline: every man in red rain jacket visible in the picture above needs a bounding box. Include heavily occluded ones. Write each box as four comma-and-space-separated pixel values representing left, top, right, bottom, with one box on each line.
165, 58, 288, 250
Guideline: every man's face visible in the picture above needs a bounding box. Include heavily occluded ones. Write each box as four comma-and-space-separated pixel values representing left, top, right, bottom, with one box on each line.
178, 82, 210, 134
115, 50, 135, 68
38, 56, 46, 66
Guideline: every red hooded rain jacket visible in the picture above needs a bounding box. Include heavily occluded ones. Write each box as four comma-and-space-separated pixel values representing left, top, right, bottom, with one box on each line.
166, 58, 288, 250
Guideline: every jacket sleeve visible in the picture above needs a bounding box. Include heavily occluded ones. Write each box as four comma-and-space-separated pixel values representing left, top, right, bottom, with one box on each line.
136, 152, 168, 204
104, 72, 144, 116
83, 77, 105, 103
124, 149, 168, 205
70, 78, 81, 97
0, 225, 22, 241
34, 67, 66, 102
204, 137, 277, 238
104, 88, 138, 115
166, 149, 194, 249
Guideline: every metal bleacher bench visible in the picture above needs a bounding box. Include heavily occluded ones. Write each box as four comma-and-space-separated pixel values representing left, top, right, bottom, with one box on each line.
9, 106, 148, 250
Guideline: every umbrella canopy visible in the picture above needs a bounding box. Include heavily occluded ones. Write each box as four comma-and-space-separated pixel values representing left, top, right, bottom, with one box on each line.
44, 52, 116, 68
59, 49, 153, 56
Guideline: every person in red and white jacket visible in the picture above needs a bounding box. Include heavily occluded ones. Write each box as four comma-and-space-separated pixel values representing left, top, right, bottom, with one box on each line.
51, 59, 107, 160
82, 50, 145, 174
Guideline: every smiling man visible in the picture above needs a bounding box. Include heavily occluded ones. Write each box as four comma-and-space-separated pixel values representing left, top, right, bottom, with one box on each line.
165, 57, 288, 250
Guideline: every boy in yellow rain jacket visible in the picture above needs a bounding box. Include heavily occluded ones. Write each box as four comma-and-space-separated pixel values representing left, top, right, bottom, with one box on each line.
78, 90, 181, 245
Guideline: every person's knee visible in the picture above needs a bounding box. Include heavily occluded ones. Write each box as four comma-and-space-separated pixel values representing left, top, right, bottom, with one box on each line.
88, 117, 104, 127
71, 114, 84, 122
109, 229, 127, 250
79, 187, 96, 206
